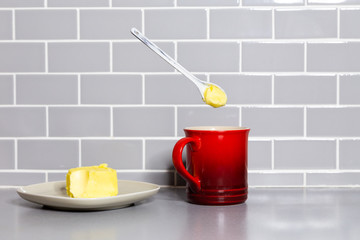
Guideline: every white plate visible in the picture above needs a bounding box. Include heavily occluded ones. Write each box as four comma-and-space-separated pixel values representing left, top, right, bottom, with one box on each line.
17, 180, 160, 211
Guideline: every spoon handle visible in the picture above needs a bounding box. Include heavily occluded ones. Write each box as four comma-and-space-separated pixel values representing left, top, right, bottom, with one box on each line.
130, 28, 207, 94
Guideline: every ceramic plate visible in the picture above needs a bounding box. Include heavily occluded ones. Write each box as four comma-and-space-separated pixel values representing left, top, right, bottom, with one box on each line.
17, 180, 160, 211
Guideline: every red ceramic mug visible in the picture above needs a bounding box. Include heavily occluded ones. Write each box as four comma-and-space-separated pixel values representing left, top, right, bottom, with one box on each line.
172, 126, 250, 205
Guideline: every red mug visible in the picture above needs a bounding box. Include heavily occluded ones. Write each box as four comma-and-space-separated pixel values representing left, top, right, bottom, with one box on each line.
172, 126, 250, 205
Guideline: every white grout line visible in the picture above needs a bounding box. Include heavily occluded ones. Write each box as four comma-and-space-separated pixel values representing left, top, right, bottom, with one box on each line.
271, 74, 275, 104
337, 7, 340, 39
336, 139, 340, 170
142, 139, 146, 170
12, 10, 15, 40
14, 139, 18, 170
304, 106, 307, 137
77, 74, 81, 104
78, 139, 82, 167
206, 8, 210, 40
13, 75, 16, 105
45, 106, 49, 137
337, 74, 340, 105
76, 9, 80, 40
271, 139, 275, 170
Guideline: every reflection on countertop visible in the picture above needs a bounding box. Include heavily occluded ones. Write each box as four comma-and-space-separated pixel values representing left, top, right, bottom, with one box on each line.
1, 187, 360, 240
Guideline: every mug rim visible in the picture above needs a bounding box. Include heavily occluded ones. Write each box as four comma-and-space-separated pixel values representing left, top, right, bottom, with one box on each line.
184, 126, 250, 131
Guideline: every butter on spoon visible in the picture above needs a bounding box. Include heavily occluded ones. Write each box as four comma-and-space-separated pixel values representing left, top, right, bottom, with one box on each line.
131, 28, 227, 108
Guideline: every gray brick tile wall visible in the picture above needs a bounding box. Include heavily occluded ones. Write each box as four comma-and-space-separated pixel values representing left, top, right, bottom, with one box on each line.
81, 74, 142, 104
0, 75, 13, 104
274, 140, 336, 169
0, 140, 15, 169
15, 10, 77, 40
80, 10, 141, 40
210, 9, 272, 39
18, 140, 79, 170
274, 75, 337, 105
242, 42, 304, 72
145, 9, 207, 39
48, 107, 111, 137
242, 0, 304, 5
113, 107, 175, 137
275, 9, 337, 39
0, 43, 45, 72
48, 43, 110, 72
0, 10, 12, 40
242, 108, 304, 137
16, 75, 78, 105
81, 140, 143, 169
1, 2, 360, 187
0, 107, 46, 137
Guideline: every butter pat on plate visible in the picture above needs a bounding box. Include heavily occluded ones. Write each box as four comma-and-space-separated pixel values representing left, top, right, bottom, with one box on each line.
66, 164, 118, 198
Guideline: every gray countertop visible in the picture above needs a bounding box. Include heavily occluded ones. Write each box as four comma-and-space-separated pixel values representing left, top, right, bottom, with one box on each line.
1, 187, 360, 240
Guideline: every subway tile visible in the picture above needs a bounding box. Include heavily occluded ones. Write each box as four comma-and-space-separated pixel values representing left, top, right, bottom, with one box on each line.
113, 42, 175, 72
210, 9, 272, 39
177, 0, 239, 6
81, 140, 143, 169
0, 0, 44, 7
48, 0, 109, 7
0, 107, 46, 137
249, 173, 303, 186
117, 171, 174, 186
48, 172, 67, 182
112, 0, 174, 6
0, 172, 45, 186
145, 74, 205, 105
0, 11, 12, 40
145, 9, 206, 39
242, 42, 304, 72
274, 75, 337, 104
308, 0, 360, 5
340, 75, 360, 104
80, 10, 141, 40
340, 140, 360, 169
178, 42, 239, 72
145, 140, 177, 170
0, 140, 15, 169
242, 107, 304, 137
49, 107, 110, 137
307, 173, 360, 186
15, 10, 77, 40
274, 140, 336, 169
307, 107, 360, 137
210, 74, 272, 104
48, 43, 110, 72
177, 107, 240, 136
113, 107, 175, 137
248, 140, 272, 170
0, 75, 13, 104
243, 0, 304, 5
18, 140, 78, 170
0, 43, 45, 72
341, 9, 360, 39
275, 9, 337, 39
307, 42, 360, 72
81, 75, 142, 104
16, 75, 78, 105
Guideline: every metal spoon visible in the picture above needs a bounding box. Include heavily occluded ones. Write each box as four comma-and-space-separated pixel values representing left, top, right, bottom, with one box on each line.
130, 28, 226, 102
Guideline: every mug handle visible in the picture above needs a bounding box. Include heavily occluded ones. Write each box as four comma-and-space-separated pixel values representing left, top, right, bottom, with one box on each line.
172, 137, 201, 193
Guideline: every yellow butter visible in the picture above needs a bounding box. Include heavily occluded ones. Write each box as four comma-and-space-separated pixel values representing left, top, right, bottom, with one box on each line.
66, 164, 118, 198
203, 84, 227, 108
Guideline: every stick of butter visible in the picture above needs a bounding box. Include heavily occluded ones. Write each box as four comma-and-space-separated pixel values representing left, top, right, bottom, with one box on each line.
66, 164, 118, 198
